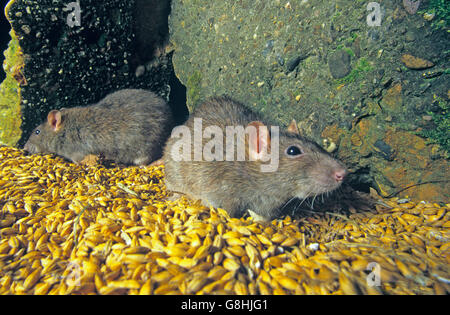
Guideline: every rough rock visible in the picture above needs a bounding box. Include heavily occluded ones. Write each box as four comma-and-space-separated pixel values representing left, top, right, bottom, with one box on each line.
402, 0, 421, 15
380, 82, 403, 114
401, 54, 435, 70
328, 50, 352, 79
338, 116, 449, 201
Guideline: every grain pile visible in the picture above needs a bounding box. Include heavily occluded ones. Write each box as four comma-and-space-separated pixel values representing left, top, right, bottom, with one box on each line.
0, 146, 448, 295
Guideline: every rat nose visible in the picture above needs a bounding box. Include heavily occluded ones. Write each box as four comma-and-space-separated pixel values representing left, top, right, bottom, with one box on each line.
334, 169, 346, 182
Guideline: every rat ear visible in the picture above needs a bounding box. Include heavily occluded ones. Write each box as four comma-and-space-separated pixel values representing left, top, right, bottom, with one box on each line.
247, 121, 271, 161
287, 119, 300, 135
47, 110, 63, 132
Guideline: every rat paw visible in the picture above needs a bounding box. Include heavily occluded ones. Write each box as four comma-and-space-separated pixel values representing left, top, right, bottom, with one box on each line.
166, 192, 184, 202
149, 159, 164, 167
79, 154, 101, 166
247, 209, 271, 224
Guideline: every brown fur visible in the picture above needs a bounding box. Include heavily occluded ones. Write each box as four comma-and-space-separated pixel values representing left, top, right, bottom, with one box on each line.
163, 96, 347, 220
24, 89, 174, 165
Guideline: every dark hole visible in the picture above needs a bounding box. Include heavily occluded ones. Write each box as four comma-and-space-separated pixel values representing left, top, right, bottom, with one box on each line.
168, 70, 189, 125
132, 0, 171, 64
79, 28, 102, 47
345, 167, 373, 194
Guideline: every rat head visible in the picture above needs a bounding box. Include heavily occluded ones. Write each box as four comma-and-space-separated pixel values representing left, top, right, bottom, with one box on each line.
24, 110, 64, 155
282, 120, 346, 198
248, 119, 347, 199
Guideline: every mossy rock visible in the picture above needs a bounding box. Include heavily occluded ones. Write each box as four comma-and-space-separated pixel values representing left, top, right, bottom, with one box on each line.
0, 29, 22, 147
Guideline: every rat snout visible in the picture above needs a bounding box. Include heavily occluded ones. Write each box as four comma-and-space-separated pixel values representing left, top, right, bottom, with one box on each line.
333, 168, 347, 183
23, 142, 31, 153
308, 160, 347, 195
23, 142, 36, 154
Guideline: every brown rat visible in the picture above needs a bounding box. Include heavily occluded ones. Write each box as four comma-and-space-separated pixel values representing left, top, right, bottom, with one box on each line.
162, 96, 347, 220
24, 89, 174, 165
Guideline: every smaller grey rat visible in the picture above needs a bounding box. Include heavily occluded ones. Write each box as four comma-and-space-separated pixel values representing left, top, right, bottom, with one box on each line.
24, 89, 174, 165
162, 96, 347, 221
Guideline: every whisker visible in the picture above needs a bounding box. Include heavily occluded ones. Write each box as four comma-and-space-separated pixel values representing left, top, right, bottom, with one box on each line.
296, 188, 314, 212
279, 196, 297, 216
311, 193, 318, 209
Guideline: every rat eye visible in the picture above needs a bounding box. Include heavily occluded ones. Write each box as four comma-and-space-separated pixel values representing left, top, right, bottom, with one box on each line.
286, 145, 303, 156
35, 129, 41, 135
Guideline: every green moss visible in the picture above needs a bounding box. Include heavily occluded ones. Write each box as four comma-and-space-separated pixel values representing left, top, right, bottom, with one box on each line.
331, 11, 341, 23
336, 32, 358, 46
335, 57, 373, 85
0, 29, 23, 147
343, 47, 355, 58
186, 70, 202, 111
348, 32, 358, 43
420, 0, 450, 30
335, 45, 354, 57
418, 96, 450, 156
